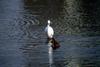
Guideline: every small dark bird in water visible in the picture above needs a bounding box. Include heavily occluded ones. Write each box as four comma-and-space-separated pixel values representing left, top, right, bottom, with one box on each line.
48, 37, 60, 50
45, 20, 60, 50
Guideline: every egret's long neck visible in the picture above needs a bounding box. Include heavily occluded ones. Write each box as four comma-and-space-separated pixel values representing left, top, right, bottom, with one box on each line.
48, 23, 50, 26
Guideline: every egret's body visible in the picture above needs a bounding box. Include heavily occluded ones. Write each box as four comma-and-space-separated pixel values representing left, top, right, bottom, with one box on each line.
45, 20, 54, 38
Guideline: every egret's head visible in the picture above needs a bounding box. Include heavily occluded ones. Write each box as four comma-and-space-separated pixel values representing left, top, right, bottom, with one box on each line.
48, 20, 51, 25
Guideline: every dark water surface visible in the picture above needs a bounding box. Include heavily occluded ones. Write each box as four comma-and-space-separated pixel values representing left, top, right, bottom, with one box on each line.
0, 0, 100, 67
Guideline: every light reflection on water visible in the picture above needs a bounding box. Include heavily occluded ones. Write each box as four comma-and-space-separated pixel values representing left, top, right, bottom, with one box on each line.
0, 0, 100, 67
48, 43, 53, 67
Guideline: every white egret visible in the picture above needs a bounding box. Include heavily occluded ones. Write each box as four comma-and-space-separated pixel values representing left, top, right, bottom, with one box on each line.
45, 20, 60, 50
45, 20, 54, 39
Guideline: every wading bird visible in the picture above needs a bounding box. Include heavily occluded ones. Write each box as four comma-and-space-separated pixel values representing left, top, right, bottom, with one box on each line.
45, 20, 60, 50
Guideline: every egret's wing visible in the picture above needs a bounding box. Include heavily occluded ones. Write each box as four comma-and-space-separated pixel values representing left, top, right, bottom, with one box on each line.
49, 26, 54, 36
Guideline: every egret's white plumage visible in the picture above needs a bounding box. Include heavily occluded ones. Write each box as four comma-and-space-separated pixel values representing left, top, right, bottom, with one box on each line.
45, 20, 54, 38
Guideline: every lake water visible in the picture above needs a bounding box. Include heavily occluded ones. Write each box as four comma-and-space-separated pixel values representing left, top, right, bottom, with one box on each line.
0, 0, 100, 67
